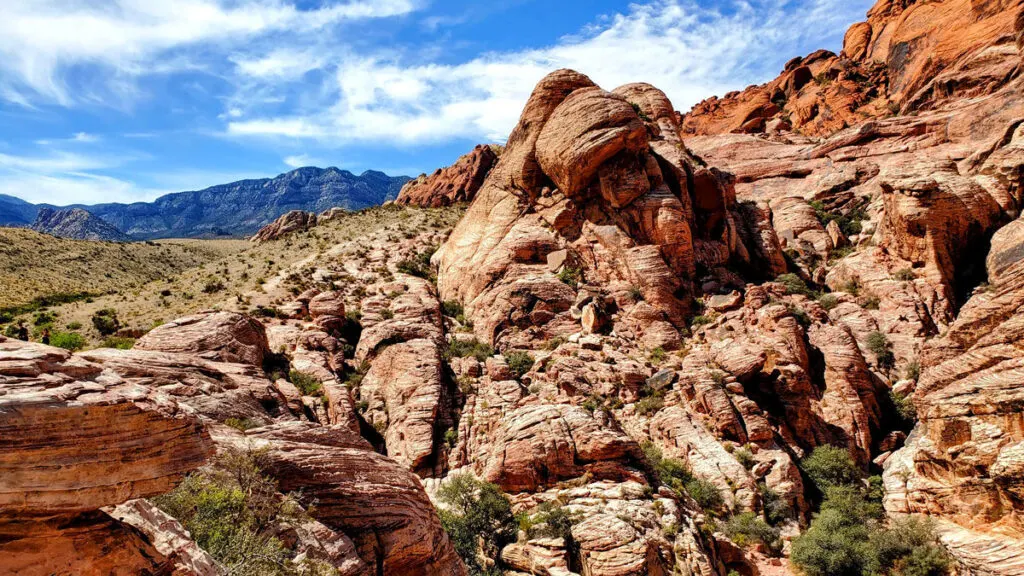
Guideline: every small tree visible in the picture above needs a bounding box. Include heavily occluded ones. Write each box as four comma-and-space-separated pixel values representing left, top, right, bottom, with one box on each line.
801, 445, 862, 492
436, 474, 517, 575
91, 308, 121, 336
505, 351, 534, 380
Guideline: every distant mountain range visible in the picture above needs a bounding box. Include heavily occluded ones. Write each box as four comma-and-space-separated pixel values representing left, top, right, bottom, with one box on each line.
0, 167, 410, 240
31, 207, 131, 242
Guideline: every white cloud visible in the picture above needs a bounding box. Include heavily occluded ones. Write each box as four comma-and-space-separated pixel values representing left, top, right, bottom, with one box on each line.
283, 154, 329, 168
0, 0, 420, 106
227, 0, 872, 145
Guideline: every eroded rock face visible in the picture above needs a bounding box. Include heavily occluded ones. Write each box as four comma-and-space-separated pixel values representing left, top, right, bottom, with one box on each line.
251, 210, 318, 242
0, 337, 216, 575
0, 339, 214, 515
683, 0, 1024, 137
244, 423, 465, 576
135, 311, 271, 366
884, 217, 1024, 542
434, 70, 764, 349
396, 144, 499, 207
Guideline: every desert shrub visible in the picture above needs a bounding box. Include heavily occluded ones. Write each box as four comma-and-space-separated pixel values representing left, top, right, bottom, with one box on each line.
685, 478, 724, 511
733, 447, 755, 470
648, 346, 667, 364
760, 483, 794, 525
224, 417, 261, 432
446, 337, 493, 362
66, 321, 83, 330
50, 331, 86, 351
505, 351, 534, 379
91, 308, 121, 336
724, 512, 782, 555
776, 273, 813, 296
866, 331, 895, 368
558, 266, 582, 288
691, 315, 713, 328
396, 248, 436, 280
863, 296, 881, 310
289, 371, 323, 396
628, 286, 644, 301
904, 360, 921, 381
33, 311, 55, 326
520, 501, 578, 542
787, 304, 812, 327
102, 336, 135, 350
642, 441, 692, 495
894, 268, 916, 281
442, 300, 464, 319
153, 447, 301, 575
809, 201, 867, 237
436, 474, 517, 575
818, 293, 840, 311
203, 277, 225, 293
635, 395, 665, 416
890, 390, 917, 423
802, 445, 862, 492
444, 428, 458, 447
630, 102, 652, 121
791, 483, 944, 576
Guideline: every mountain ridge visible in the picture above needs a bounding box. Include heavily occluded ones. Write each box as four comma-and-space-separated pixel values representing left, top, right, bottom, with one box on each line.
1, 166, 410, 239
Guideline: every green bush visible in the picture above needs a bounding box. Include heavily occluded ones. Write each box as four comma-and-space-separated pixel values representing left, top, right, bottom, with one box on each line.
649, 346, 667, 364
203, 277, 225, 293
505, 351, 534, 379
224, 417, 261, 432
91, 308, 121, 336
33, 311, 56, 326
66, 321, 83, 330
734, 448, 755, 470
635, 395, 665, 416
760, 483, 794, 525
904, 360, 921, 382
289, 371, 323, 396
809, 201, 867, 237
102, 336, 135, 350
558, 266, 582, 288
442, 300, 464, 319
436, 474, 517, 575
791, 485, 945, 576
867, 331, 895, 369
642, 441, 692, 496
776, 273, 813, 296
685, 478, 724, 511
802, 445, 862, 492
894, 268, 916, 281
153, 447, 301, 575
50, 331, 86, 351
396, 248, 436, 280
818, 293, 840, 311
724, 512, 782, 555
446, 337, 494, 362
890, 390, 917, 423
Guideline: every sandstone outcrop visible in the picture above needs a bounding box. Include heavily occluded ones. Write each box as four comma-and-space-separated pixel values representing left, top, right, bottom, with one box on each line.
135, 310, 271, 366
884, 216, 1024, 543
397, 144, 499, 207
251, 209, 318, 242
0, 337, 216, 575
683, 0, 1024, 137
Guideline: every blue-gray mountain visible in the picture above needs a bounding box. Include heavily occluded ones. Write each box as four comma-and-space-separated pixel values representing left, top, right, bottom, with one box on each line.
0, 167, 409, 240
31, 207, 131, 242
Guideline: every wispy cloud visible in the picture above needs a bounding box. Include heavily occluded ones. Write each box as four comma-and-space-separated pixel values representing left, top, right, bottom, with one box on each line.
226, 0, 871, 145
0, 0, 421, 106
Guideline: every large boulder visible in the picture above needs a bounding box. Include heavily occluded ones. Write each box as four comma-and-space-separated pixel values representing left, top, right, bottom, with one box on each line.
396, 144, 498, 207
135, 311, 271, 366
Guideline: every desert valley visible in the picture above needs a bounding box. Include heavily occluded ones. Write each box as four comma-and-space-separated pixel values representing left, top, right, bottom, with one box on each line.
2, 0, 1024, 575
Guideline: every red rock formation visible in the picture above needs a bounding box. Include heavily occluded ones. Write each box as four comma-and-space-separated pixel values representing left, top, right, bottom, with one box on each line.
683, 0, 1024, 137
396, 144, 498, 207
434, 70, 770, 350
884, 216, 1024, 548
0, 337, 216, 575
135, 310, 271, 366
251, 210, 318, 242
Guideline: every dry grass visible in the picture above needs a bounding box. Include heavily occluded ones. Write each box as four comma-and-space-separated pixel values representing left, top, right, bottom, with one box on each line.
1, 204, 464, 347
0, 228, 247, 310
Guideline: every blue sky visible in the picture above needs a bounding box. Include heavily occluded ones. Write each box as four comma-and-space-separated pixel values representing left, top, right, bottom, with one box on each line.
0, 0, 873, 205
